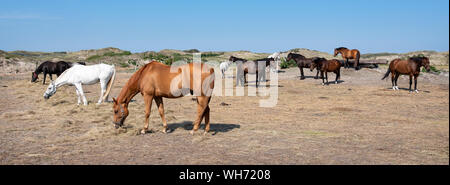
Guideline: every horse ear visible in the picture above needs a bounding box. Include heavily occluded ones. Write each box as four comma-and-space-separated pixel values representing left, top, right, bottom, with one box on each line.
112, 97, 117, 104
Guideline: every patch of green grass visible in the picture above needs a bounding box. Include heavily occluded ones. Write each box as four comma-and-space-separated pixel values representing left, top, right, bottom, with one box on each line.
279, 58, 297, 69
422, 65, 440, 74
86, 55, 102, 61
119, 62, 129, 68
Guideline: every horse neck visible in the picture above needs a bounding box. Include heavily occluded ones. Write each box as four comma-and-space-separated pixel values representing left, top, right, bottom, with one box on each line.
117, 73, 141, 107
34, 64, 44, 74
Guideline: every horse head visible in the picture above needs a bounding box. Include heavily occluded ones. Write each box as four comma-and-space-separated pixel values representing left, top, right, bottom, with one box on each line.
286, 53, 293, 62
421, 57, 431, 72
310, 58, 325, 71
334, 47, 347, 57
43, 81, 57, 99
112, 97, 128, 129
31, 72, 39, 82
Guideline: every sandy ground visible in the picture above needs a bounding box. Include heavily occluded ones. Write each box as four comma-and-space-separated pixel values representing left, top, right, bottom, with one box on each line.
0, 66, 448, 164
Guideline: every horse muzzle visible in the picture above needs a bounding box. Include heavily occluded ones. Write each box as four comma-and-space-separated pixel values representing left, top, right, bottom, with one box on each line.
43, 94, 49, 99
113, 121, 123, 129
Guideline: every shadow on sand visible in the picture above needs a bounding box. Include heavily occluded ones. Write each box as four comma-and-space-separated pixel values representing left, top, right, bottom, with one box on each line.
169, 121, 240, 135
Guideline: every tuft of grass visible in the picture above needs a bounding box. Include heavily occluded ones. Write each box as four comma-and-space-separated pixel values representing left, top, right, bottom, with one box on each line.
279, 58, 297, 69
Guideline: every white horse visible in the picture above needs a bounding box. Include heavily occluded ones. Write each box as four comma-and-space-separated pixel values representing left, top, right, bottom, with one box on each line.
219, 61, 232, 78
43, 63, 116, 105
267, 52, 281, 72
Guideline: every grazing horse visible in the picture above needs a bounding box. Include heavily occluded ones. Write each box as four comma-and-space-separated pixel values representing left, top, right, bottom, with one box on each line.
32, 61, 71, 84
43, 63, 116, 105
219, 61, 232, 79
112, 61, 215, 135
310, 58, 341, 85
334, 47, 360, 69
381, 56, 430, 93
285, 53, 319, 80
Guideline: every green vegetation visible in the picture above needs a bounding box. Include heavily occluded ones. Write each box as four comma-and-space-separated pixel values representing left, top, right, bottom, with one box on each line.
422, 65, 440, 74
183, 49, 200, 53
279, 58, 297, 69
87, 51, 132, 61
201, 52, 223, 58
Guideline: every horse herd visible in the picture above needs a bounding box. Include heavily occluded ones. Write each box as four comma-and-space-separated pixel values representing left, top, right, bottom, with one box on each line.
31, 47, 432, 135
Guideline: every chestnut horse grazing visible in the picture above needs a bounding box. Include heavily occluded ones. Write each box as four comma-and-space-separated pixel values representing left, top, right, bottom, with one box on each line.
334, 47, 360, 69
112, 61, 215, 135
381, 56, 430, 93
310, 58, 341, 85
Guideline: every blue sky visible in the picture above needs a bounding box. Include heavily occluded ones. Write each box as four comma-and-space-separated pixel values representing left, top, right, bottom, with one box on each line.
0, 0, 448, 54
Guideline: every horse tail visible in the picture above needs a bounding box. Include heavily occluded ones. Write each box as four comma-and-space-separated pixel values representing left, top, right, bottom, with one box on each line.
381, 67, 391, 80
102, 65, 116, 101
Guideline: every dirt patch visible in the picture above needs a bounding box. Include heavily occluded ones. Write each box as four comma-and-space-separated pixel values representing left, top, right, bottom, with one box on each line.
0, 67, 448, 164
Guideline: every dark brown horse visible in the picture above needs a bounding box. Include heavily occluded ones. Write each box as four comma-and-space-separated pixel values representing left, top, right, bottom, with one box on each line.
334, 47, 360, 70
32, 61, 85, 84
229, 56, 272, 87
310, 58, 341, 85
286, 53, 320, 80
381, 56, 430, 93
112, 61, 215, 135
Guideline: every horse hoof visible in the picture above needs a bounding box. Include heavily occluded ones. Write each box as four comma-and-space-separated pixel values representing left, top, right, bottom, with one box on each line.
141, 129, 147, 135
203, 132, 209, 136
322, 83, 325, 86
415, 90, 419, 93
190, 130, 195, 136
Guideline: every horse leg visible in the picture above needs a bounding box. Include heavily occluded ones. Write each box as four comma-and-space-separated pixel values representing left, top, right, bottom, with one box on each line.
154, 97, 168, 133
391, 72, 396, 90
221, 69, 225, 79
75, 88, 82, 105
325, 72, 329, 85
203, 105, 210, 135
43, 72, 47, 85
394, 73, 400, 90
414, 75, 419, 93
335, 71, 339, 84
315, 69, 319, 79
300, 67, 305, 80
97, 81, 106, 104
142, 94, 154, 134
74, 83, 88, 105
49, 74, 53, 81
191, 96, 209, 135
321, 71, 325, 85
408, 75, 413, 92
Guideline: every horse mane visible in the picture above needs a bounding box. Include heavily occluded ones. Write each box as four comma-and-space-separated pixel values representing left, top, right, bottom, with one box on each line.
335, 47, 348, 50
35, 61, 50, 73
409, 56, 428, 63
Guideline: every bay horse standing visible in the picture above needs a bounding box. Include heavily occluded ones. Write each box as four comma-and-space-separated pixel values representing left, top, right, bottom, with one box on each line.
334, 47, 360, 70
285, 53, 319, 80
381, 56, 430, 93
112, 61, 215, 135
229, 56, 272, 87
310, 58, 341, 85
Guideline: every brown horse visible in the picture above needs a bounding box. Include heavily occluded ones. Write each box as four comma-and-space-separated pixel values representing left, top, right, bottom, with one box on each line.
334, 47, 360, 70
310, 58, 341, 85
285, 53, 320, 80
229, 56, 272, 87
381, 56, 430, 93
112, 61, 215, 135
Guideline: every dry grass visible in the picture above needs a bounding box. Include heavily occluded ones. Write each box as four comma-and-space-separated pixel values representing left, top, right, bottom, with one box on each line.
0, 66, 448, 164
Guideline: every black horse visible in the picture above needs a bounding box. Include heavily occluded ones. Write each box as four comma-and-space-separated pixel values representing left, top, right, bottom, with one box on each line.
31, 61, 85, 84
286, 53, 320, 80
253, 57, 275, 82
